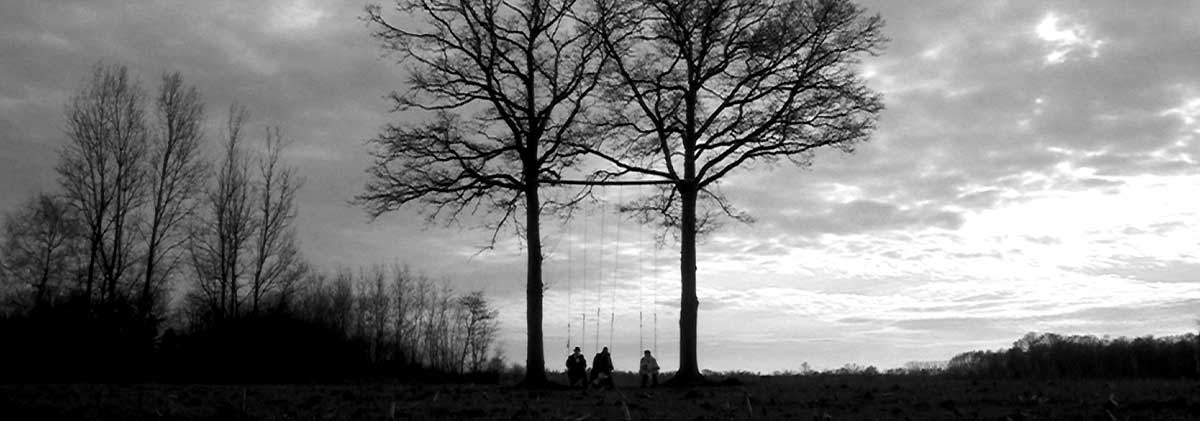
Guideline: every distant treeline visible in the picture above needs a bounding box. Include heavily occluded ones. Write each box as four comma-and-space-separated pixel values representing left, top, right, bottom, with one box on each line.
0, 64, 502, 383
0, 265, 502, 383
947, 332, 1200, 379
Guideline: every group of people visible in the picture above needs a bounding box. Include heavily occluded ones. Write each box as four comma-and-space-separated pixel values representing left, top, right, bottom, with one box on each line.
565, 346, 660, 389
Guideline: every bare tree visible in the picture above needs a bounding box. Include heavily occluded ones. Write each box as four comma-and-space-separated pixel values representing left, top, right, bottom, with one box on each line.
357, 265, 392, 363
458, 291, 500, 373
0, 194, 82, 311
409, 274, 432, 365
390, 263, 413, 364
189, 105, 256, 321
291, 263, 504, 375
358, 0, 608, 386
140, 72, 208, 320
583, 0, 885, 382
330, 268, 356, 335
249, 127, 304, 315
58, 64, 151, 308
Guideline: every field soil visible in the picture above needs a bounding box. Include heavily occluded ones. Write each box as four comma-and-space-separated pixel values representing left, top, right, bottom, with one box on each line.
3, 375, 1199, 420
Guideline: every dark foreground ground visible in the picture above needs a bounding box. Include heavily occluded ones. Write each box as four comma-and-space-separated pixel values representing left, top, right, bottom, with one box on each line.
3, 375, 1199, 420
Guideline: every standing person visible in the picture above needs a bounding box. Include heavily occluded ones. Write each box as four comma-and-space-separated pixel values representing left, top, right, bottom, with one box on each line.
639, 350, 660, 388
589, 347, 614, 389
565, 347, 588, 389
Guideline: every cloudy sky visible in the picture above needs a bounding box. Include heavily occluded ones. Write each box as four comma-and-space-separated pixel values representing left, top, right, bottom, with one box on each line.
3, 0, 1200, 372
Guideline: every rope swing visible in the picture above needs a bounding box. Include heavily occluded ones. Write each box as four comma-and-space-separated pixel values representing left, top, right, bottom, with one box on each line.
609, 187, 621, 354
579, 208, 588, 354
566, 209, 574, 353
596, 202, 605, 354
638, 184, 645, 354
652, 205, 659, 354
559, 184, 661, 360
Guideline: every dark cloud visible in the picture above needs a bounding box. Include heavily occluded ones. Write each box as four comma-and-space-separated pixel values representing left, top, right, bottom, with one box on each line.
890, 317, 1005, 335
1024, 235, 1060, 245
1048, 299, 1200, 327
1080, 257, 1200, 284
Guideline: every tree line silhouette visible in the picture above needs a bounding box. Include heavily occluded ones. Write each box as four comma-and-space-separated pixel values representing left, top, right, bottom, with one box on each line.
0, 64, 501, 383
946, 332, 1200, 379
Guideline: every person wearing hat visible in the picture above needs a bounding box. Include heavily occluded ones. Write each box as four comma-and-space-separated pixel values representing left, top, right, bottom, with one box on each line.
565, 346, 588, 389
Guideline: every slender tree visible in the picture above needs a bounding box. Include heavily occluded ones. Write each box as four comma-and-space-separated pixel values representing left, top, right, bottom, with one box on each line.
58, 64, 151, 308
359, 0, 608, 386
189, 105, 256, 321
359, 265, 392, 363
140, 72, 208, 320
583, 0, 885, 383
458, 290, 500, 373
0, 194, 82, 311
249, 127, 304, 314
390, 264, 414, 363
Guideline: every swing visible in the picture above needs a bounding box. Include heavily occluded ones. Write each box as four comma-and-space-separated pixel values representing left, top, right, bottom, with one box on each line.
563, 185, 660, 360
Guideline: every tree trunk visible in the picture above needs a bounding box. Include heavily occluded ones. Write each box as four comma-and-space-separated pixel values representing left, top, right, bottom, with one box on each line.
671, 64, 704, 384
36, 244, 52, 310
521, 179, 548, 386
519, 4, 549, 386
84, 235, 97, 305
671, 184, 703, 384
141, 226, 159, 319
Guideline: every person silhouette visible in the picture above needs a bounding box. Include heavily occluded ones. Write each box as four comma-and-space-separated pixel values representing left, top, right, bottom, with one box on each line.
639, 349, 660, 387
565, 347, 588, 389
589, 346, 614, 389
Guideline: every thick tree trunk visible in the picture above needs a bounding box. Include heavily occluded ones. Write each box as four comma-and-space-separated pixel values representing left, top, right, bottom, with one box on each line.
521, 180, 549, 386
670, 66, 705, 384
670, 185, 704, 384
519, 7, 550, 386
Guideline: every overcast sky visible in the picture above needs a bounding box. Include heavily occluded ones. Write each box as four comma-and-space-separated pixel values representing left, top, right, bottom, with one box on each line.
2, 0, 1200, 372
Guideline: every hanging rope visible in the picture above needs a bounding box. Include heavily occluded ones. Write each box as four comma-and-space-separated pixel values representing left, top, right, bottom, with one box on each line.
596, 200, 605, 353
638, 184, 645, 354
581, 207, 588, 354
609, 187, 620, 352
566, 212, 573, 352
652, 218, 659, 354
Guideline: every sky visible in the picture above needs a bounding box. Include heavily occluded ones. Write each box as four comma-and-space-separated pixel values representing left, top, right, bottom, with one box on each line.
2, 0, 1200, 373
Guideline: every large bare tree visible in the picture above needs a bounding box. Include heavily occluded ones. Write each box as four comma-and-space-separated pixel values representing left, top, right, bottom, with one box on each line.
58, 64, 151, 308
140, 72, 208, 320
358, 0, 607, 386
584, 0, 885, 383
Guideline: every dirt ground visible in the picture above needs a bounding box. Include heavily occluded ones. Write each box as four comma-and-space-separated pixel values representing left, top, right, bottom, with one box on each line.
3, 375, 1199, 420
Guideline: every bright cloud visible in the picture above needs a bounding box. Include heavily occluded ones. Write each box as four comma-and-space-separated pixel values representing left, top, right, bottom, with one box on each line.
1035, 12, 1103, 64
1162, 96, 1200, 129
269, 0, 327, 33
